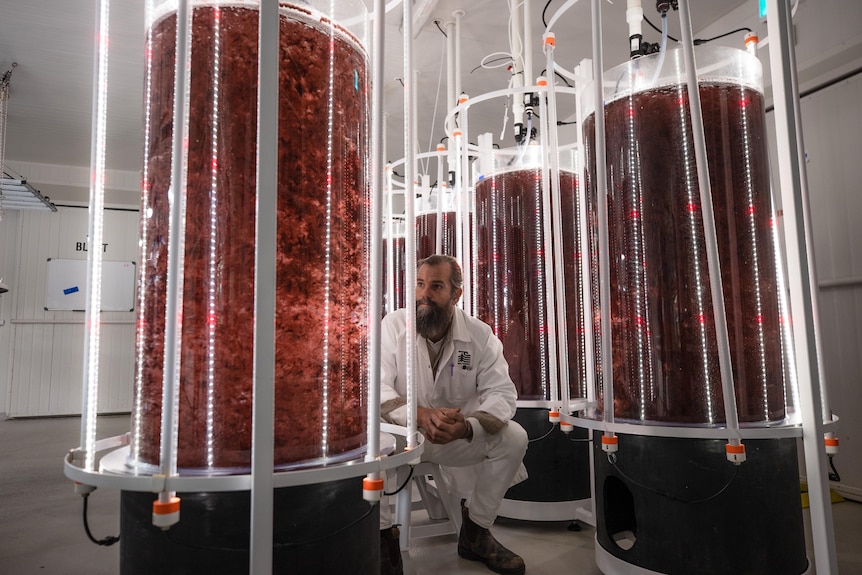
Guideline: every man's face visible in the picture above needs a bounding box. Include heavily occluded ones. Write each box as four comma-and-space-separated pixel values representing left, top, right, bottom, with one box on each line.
415, 262, 461, 339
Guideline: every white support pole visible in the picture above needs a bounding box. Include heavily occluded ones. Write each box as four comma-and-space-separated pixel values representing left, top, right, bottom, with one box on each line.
366, 0, 385, 483
677, 0, 741, 444
249, 0, 278, 572
765, 0, 838, 571
404, 0, 419, 448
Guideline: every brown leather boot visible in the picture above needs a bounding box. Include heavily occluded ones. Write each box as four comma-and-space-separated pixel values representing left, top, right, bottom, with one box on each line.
457, 502, 525, 575
380, 526, 404, 575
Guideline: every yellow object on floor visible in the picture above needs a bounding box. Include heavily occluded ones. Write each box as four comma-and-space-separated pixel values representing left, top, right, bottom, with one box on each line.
800, 482, 845, 508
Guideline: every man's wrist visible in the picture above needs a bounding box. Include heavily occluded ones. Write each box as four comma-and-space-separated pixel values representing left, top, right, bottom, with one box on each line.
463, 419, 473, 441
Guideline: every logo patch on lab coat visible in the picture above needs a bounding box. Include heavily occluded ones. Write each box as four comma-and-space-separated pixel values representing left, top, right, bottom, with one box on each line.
456, 350, 472, 371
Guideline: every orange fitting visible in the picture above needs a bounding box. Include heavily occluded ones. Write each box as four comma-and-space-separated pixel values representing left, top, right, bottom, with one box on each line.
601, 434, 618, 453
825, 437, 839, 455
437, 144, 446, 152
453, 130, 462, 138
726, 443, 746, 464
544, 34, 556, 46
458, 95, 469, 104
548, 410, 560, 423
363, 477, 384, 491
537, 78, 548, 87
152, 496, 181, 529
153, 496, 180, 515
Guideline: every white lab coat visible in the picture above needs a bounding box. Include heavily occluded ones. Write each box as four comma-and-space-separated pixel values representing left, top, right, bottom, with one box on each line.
380, 306, 518, 431
380, 306, 528, 528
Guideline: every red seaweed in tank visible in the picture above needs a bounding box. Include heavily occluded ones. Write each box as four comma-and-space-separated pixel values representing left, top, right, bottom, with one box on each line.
582, 82, 786, 424
132, 4, 369, 471
475, 167, 584, 401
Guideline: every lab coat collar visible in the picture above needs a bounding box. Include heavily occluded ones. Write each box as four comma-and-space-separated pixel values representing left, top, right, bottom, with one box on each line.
449, 306, 474, 345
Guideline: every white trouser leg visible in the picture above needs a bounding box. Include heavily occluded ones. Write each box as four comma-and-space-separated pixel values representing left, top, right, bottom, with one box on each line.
422, 421, 528, 528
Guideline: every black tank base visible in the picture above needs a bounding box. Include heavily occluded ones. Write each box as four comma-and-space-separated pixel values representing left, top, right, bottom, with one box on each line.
594, 433, 808, 575
499, 407, 592, 521
120, 476, 379, 575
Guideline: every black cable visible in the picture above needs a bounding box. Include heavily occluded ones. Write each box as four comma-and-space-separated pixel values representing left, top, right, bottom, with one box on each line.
694, 27, 752, 46
384, 466, 414, 496
542, 0, 554, 28
528, 423, 556, 443
434, 19, 447, 37
81, 493, 120, 546
608, 452, 740, 504
643, 15, 751, 47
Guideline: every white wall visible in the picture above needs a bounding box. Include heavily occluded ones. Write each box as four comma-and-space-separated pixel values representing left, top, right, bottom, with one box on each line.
701, 0, 862, 498
0, 206, 139, 417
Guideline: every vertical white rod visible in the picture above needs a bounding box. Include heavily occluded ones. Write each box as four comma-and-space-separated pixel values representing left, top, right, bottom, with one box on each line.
537, 84, 559, 405
677, 0, 741, 439
436, 145, 445, 254
590, 0, 614, 427
404, 0, 419, 447
765, 0, 838, 571
453, 11, 464, 105
575, 59, 597, 405
458, 101, 473, 315
249, 1, 278, 572
445, 19, 456, 135
523, 0, 533, 87
366, 0, 385, 475
546, 43, 571, 411
80, 0, 111, 471
160, 0, 192, 486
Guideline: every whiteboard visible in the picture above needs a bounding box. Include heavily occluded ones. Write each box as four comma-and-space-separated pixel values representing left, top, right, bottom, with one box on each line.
45, 258, 136, 311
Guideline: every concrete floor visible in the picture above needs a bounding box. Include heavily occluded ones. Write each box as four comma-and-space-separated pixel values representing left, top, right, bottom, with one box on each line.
1, 414, 860, 574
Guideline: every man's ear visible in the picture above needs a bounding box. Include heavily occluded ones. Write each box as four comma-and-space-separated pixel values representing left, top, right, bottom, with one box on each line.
453, 288, 463, 305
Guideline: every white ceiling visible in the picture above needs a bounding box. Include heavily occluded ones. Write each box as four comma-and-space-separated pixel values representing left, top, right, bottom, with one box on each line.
0, 0, 749, 197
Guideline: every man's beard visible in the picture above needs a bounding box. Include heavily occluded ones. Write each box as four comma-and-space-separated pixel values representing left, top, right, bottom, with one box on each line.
416, 299, 451, 340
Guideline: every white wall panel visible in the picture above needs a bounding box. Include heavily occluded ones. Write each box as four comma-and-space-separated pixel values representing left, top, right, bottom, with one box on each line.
0, 210, 22, 415
767, 71, 862, 500
3, 206, 139, 417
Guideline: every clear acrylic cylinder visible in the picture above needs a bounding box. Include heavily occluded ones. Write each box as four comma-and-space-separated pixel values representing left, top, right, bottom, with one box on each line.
132, 0, 370, 472
582, 46, 789, 425
474, 145, 585, 402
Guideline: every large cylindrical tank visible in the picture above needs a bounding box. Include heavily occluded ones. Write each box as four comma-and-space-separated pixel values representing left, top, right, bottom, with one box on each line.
583, 46, 788, 425
474, 145, 591, 519
124, 2, 375, 573
416, 189, 458, 259
582, 46, 806, 575
131, 0, 369, 473
474, 146, 586, 402
383, 218, 406, 314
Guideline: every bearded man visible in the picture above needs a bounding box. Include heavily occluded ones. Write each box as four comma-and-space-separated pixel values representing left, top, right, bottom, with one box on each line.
378, 254, 528, 575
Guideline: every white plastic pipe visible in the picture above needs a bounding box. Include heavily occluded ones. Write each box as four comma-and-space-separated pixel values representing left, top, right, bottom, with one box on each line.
160, 0, 192, 486
404, 0, 419, 448
249, 1, 278, 571
590, 0, 614, 427
677, 0, 741, 440
523, 0, 533, 88
626, 0, 644, 57
79, 0, 111, 473
365, 0, 385, 480
574, 58, 597, 405
538, 82, 559, 405
435, 145, 445, 255
765, 0, 837, 571
545, 39, 571, 412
